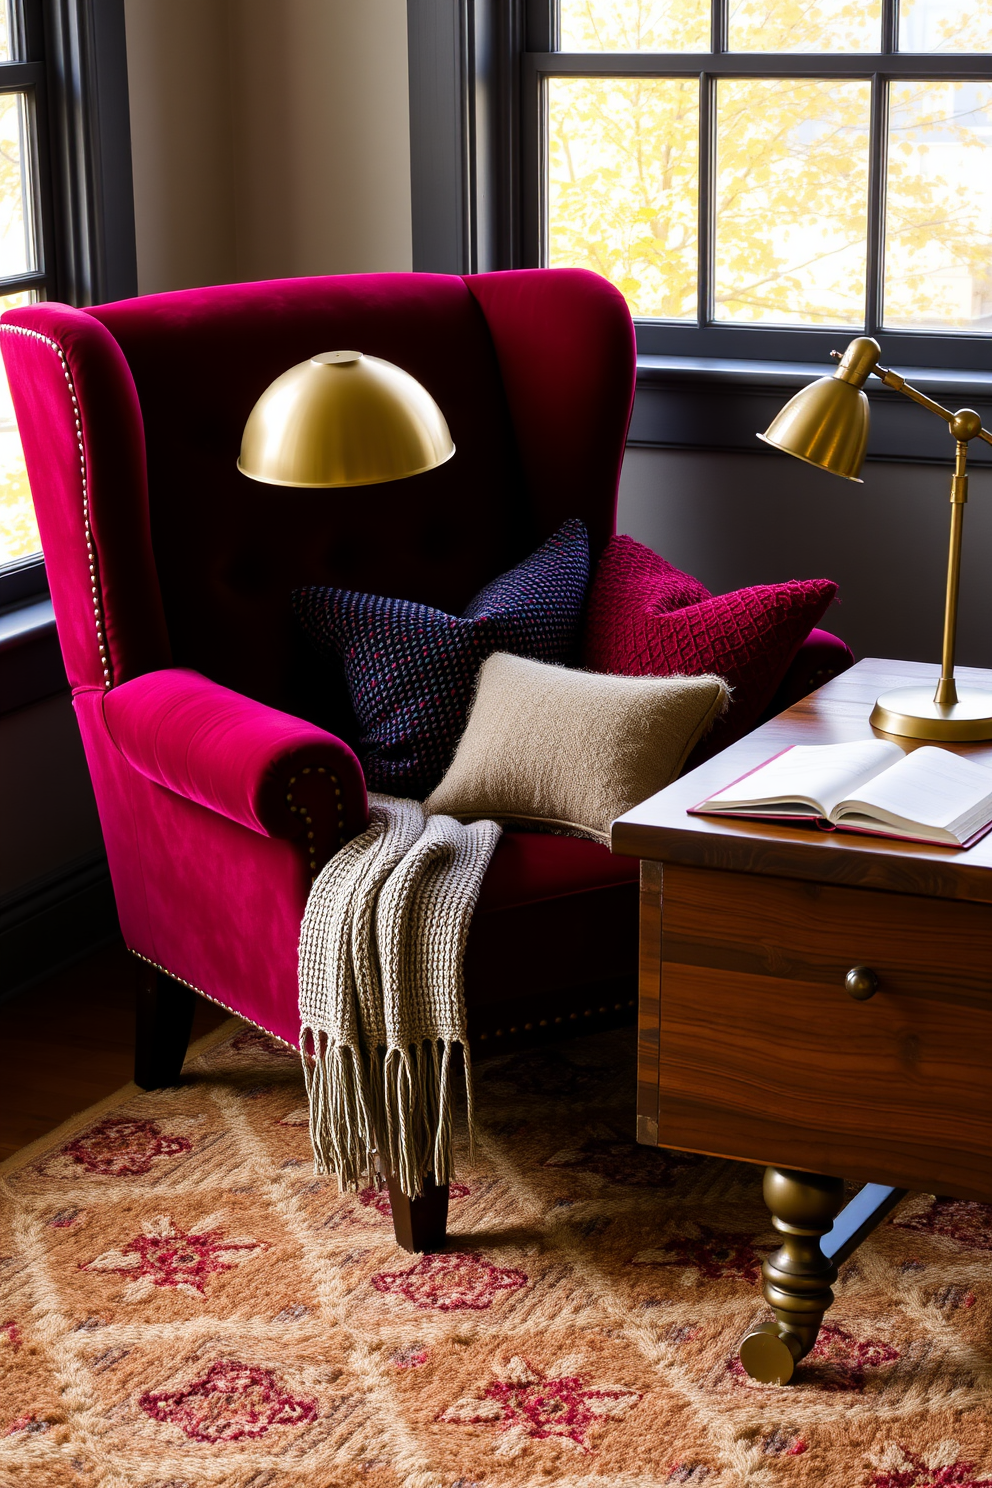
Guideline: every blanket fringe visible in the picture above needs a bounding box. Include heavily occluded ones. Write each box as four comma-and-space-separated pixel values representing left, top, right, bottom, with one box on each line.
302, 1028, 471, 1198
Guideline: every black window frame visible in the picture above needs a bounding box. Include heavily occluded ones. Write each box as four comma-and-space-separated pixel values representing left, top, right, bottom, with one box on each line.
408, 0, 992, 371
525, 0, 992, 371
406, 0, 992, 473
0, 0, 136, 611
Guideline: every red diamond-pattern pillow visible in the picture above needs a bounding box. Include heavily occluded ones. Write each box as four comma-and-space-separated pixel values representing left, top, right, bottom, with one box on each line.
583, 536, 837, 754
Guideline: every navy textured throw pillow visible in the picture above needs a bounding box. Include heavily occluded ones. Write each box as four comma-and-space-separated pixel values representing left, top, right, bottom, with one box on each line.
293, 518, 590, 797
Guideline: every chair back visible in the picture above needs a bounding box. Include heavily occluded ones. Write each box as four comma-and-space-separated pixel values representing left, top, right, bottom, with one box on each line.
3, 270, 635, 725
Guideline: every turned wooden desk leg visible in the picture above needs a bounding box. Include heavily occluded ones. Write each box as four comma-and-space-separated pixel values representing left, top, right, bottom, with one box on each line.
385, 1171, 450, 1253
740, 1167, 844, 1385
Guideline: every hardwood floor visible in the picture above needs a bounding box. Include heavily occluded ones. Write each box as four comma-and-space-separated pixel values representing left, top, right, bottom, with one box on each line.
0, 938, 228, 1163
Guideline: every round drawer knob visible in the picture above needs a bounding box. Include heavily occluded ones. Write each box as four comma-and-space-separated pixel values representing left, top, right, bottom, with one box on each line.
845, 966, 879, 1001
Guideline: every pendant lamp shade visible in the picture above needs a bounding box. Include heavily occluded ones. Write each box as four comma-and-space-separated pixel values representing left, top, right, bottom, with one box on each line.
238, 350, 455, 488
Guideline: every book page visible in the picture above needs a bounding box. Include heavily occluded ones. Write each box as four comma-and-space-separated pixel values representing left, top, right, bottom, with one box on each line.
835, 746, 992, 836
702, 740, 903, 816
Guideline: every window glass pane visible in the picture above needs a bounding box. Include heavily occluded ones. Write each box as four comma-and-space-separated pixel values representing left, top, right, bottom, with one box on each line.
547, 76, 698, 319
0, 291, 40, 567
728, 0, 881, 52
0, 2, 12, 62
714, 78, 871, 326
883, 81, 992, 331
898, 0, 992, 53
0, 92, 35, 278
559, 0, 709, 54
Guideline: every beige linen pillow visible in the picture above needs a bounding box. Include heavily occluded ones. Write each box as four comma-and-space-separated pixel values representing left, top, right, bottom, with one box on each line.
424, 652, 729, 842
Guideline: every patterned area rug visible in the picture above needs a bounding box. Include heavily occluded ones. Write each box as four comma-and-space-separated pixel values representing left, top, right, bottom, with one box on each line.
1, 1021, 990, 1488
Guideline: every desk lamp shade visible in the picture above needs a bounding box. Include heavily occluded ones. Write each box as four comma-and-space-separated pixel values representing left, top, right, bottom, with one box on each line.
238, 350, 455, 488
757, 336, 877, 482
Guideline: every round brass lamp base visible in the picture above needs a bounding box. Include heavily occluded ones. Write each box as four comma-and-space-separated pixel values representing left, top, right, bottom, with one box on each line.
870, 685, 992, 742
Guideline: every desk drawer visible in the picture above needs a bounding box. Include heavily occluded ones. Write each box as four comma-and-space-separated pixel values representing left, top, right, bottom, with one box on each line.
645, 864, 992, 1199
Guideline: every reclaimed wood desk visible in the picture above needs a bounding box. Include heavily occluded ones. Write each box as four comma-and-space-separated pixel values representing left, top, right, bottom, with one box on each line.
612, 657, 992, 1385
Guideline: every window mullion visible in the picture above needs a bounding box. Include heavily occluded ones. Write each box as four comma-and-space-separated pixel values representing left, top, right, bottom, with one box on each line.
700, 0, 725, 331
882, 0, 898, 55
865, 74, 888, 338
527, 0, 556, 54
712, 0, 728, 53
698, 73, 716, 329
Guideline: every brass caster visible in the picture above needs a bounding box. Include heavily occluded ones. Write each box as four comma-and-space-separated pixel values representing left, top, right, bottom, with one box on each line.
739, 1321, 803, 1385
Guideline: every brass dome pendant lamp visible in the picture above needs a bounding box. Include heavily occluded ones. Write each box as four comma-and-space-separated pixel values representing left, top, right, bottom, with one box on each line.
239, 350, 455, 488
760, 337, 992, 741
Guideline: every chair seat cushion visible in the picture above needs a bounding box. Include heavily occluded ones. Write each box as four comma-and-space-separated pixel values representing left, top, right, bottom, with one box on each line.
293, 518, 590, 797
466, 827, 640, 1015
476, 826, 639, 913
583, 535, 837, 754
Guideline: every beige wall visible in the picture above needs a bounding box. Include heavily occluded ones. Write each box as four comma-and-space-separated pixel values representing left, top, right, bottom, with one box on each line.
124, 0, 237, 293
231, 0, 413, 282
124, 0, 413, 295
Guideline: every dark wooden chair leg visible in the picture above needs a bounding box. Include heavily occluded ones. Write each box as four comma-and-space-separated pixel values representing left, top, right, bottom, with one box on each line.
384, 1170, 450, 1253
134, 959, 196, 1089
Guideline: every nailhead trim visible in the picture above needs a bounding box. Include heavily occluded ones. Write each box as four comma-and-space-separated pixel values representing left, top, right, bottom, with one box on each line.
476, 998, 636, 1041
286, 764, 344, 880
0, 324, 110, 688
133, 947, 634, 1053
129, 948, 298, 1051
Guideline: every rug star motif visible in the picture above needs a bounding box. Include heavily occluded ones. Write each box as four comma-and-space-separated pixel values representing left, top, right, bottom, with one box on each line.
871, 1441, 992, 1487
58, 1117, 192, 1177
631, 1223, 765, 1284
437, 1355, 641, 1455
371, 1251, 526, 1310
140, 1358, 317, 1443
358, 1180, 470, 1219
892, 1197, 992, 1252
80, 1214, 268, 1299
726, 1321, 899, 1393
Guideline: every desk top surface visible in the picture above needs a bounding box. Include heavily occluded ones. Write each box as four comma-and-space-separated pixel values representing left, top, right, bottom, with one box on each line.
612, 657, 992, 904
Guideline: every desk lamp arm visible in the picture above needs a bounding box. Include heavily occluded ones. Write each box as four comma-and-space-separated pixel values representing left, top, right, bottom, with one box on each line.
833, 351, 992, 705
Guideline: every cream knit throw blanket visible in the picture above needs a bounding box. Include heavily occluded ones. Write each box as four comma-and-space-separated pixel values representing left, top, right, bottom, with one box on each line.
298, 794, 501, 1199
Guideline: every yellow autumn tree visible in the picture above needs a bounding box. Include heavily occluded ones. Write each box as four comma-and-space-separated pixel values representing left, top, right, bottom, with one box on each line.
550, 0, 992, 330
0, 93, 38, 566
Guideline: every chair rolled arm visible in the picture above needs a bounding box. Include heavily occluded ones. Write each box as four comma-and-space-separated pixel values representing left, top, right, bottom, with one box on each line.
103, 668, 368, 854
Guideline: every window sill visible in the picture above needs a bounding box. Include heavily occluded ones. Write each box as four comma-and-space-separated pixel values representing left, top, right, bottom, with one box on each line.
0, 597, 67, 716
631, 355, 992, 466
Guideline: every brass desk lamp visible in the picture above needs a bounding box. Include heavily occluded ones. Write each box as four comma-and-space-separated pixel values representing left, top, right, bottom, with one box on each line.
238, 350, 454, 488
760, 336, 992, 741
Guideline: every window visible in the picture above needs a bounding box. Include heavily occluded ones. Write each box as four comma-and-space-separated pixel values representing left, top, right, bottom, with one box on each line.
525, 0, 992, 367
0, 0, 136, 602
0, 0, 51, 575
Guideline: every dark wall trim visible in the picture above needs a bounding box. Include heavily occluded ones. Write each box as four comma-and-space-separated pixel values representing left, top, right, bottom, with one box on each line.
0, 555, 47, 609
631, 357, 992, 468
407, 0, 524, 274
407, 0, 471, 274
42, 0, 138, 304
0, 598, 66, 714
0, 848, 118, 1000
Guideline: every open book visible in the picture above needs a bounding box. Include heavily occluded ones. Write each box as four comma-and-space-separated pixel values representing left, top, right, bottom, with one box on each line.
690, 739, 992, 848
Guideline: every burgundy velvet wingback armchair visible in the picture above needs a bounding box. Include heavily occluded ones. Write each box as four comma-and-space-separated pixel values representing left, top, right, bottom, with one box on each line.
2, 269, 851, 1249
